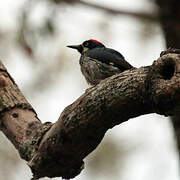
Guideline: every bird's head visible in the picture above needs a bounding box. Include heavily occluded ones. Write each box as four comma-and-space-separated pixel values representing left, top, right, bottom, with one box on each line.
67, 39, 105, 54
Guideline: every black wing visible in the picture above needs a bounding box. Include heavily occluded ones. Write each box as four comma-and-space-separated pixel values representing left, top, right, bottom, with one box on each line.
84, 47, 133, 70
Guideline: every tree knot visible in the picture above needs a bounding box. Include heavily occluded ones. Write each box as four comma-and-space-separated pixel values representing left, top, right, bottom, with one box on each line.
145, 49, 180, 115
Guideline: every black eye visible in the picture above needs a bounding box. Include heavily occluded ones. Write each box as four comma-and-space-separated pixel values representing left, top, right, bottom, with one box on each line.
83, 41, 89, 47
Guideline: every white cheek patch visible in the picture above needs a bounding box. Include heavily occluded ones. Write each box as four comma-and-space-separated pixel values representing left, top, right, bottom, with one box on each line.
83, 47, 89, 53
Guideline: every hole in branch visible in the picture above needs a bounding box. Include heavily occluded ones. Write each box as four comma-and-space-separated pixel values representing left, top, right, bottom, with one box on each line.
161, 61, 175, 80
12, 113, 19, 118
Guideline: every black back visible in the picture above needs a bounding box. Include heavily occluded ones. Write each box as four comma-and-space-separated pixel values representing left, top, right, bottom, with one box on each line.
84, 47, 133, 70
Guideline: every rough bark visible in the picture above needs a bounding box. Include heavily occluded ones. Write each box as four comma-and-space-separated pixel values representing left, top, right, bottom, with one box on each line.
0, 51, 179, 179
0, 63, 53, 161
156, 0, 180, 157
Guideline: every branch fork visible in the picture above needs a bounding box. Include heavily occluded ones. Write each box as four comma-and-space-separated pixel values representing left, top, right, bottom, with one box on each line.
0, 49, 179, 179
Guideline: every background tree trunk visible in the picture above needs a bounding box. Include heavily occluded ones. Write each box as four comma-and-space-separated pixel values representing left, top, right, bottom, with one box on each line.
155, 0, 180, 156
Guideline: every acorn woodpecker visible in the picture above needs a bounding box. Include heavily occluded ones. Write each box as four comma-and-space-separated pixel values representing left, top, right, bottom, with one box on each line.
67, 39, 133, 85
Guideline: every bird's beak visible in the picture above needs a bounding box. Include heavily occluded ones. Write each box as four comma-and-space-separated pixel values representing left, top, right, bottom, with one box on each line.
67, 44, 83, 53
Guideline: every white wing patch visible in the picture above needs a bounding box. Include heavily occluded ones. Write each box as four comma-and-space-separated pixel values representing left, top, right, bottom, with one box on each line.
109, 62, 114, 66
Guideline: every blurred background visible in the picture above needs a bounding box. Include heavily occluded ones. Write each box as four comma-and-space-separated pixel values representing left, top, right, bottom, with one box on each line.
0, 0, 179, 179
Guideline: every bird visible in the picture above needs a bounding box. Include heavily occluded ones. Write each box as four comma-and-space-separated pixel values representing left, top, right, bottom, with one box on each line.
67, 39, 133, 85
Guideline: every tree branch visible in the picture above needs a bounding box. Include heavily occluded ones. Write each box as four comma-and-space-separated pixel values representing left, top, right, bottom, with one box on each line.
0, 51, 179, 179
155, 0, 180, 161
55, 0, 158, 22
76, 0, 158, 21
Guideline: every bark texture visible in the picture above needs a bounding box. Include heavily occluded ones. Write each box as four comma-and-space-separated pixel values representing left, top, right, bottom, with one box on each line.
156, 0, 180, 158
0, 51, 179, 179
0, 64, 52, 164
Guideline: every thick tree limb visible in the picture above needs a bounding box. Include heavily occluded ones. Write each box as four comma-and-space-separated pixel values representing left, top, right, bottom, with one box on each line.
155, 0, 180, 161
0, 51, 179, 179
